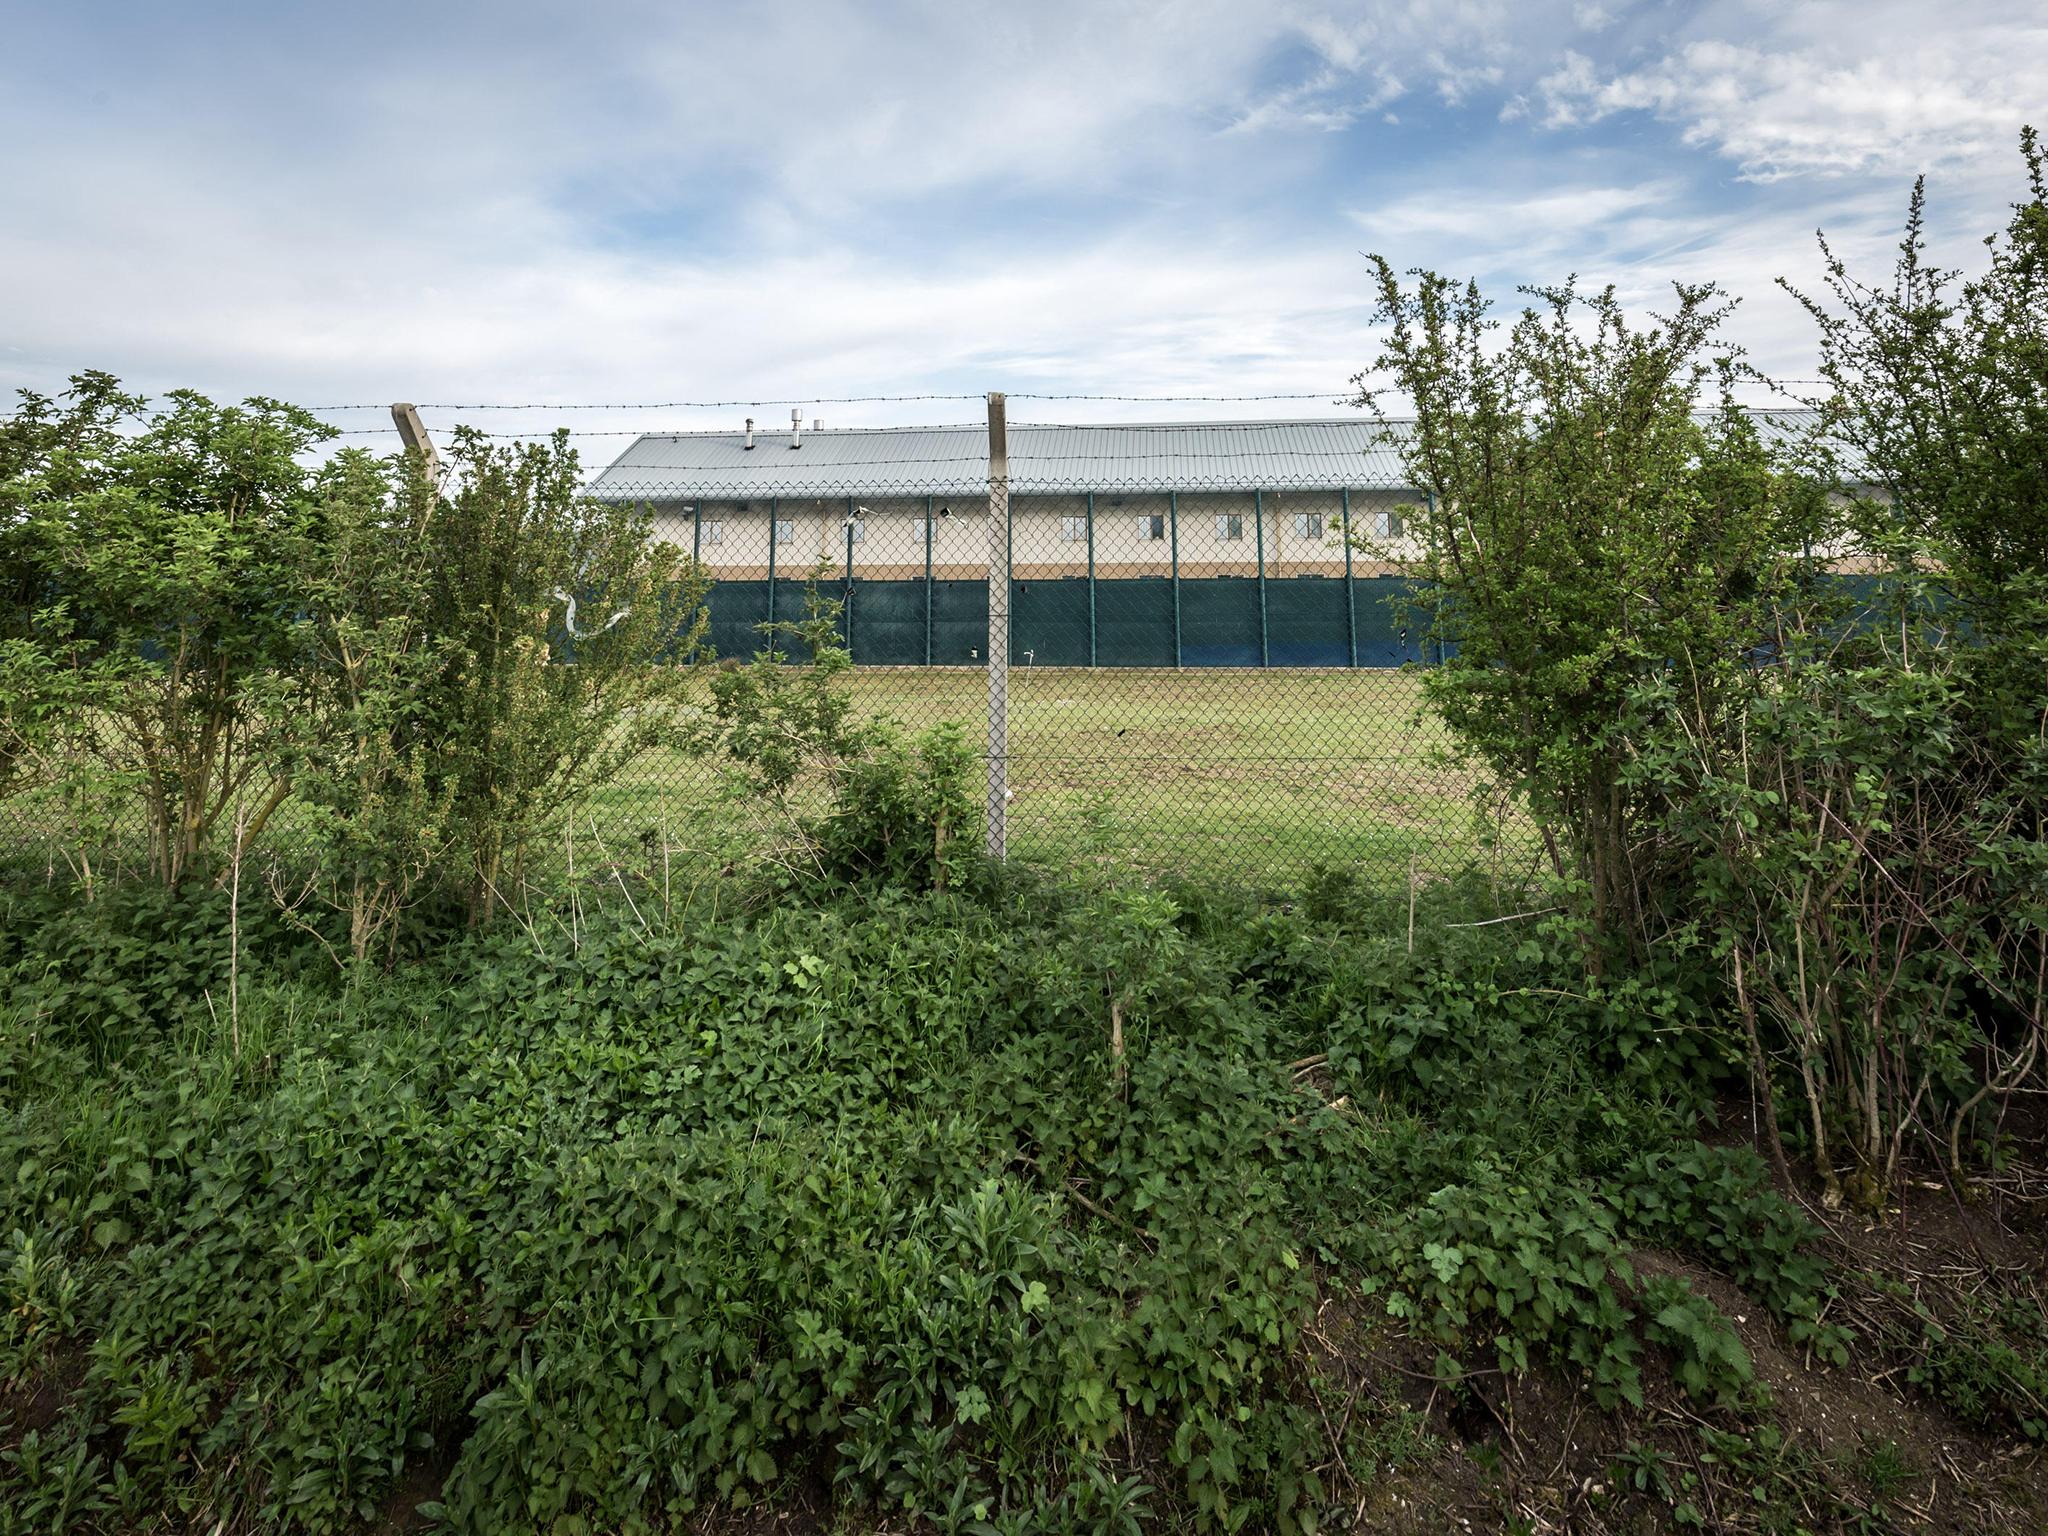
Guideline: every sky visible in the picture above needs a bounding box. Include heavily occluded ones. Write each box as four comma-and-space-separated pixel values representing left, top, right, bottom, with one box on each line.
1, 0, 2042, 455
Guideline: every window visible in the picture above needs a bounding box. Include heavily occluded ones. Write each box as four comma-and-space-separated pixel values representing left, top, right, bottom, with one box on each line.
1292, 513, 1324, 540
1136, 514, 1165, 541
1060, 515, 1087, 542
1215, 513, 1244, 541
1368, 509, 1394, 538
702, 520, 724, 546
846, 519, 866, 544
911, 516, 930, 542
774, 518, 796, 545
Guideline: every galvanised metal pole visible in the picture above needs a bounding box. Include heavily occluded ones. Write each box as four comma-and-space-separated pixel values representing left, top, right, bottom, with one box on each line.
1422, 490, 1435, 665
1341, 488, 1357, 668
1254, 490, 1269, 668
766, 496, 777, 639
923, 494, 934, 666
844, 497, 856, 660
1169, 490, 1182, 668
984, 393, 1010, 860
1086, 491, 1097, 667
692, 502, 702, 563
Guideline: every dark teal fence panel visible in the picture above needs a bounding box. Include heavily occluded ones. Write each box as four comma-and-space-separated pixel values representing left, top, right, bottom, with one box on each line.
849, 580, 928, 665
1357, 577, 1428, 666
930, 581, 989, 664
1095, 579, 1178, 666
1267, 578, 1351, 667
705, 581, 769, 660
701, 575, 1454, 668
1012, 577, 1091, 666
1180, 578, 1261, 667
769, 579, 819, 660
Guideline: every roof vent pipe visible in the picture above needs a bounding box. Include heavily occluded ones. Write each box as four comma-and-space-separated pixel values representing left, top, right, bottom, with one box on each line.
813, 418, 822, 432
790, 409, 803, 450
744, 417, 755, 450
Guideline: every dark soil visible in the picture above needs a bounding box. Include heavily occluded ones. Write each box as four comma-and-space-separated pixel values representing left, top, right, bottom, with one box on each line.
1318, 1108, 2048, 1535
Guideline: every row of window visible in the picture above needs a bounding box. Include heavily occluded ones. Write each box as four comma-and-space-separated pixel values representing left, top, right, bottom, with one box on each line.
695, 520, 851, 546
693, 512, 1401, 548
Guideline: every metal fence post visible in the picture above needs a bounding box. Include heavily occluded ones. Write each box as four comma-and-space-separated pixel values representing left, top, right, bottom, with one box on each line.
1086, 491, 1097, 667
843, 497, 856, 659
1341, 487, 1357, 668
766, 495, 778, 638
1169, 490, 1182, 668
1254, 489, 1269, 668
924, 493, 934, 666
985, 393, 1009, 860
1422, 490, 1436, 665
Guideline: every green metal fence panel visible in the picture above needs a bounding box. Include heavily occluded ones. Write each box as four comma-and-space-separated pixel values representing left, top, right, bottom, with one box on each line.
1179, 578, 1262, 667
1266, 578, 1351, 667
930, 580, 989, 664
1095, 578, 1178, 666
1357, 577, 1428, 667
704, 576, 1447, 670
847, 580, 929, 665
1012, 577, 1091, 666
768, 578, 819, 660
705, 580, 769, 661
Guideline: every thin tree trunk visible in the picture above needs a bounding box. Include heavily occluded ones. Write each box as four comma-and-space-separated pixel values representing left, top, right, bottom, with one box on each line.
1733, 945, 1794, 1193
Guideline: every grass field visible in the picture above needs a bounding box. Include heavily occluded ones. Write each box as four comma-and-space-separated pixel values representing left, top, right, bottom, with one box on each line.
3, 667, 1526, 891
588, 666, 1519, 887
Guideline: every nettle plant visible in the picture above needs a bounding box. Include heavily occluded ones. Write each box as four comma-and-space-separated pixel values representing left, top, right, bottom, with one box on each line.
1353, 268, 1830, 954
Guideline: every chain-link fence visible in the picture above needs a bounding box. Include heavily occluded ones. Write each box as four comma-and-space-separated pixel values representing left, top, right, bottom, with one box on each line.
573, 407, 1526, 889
3, 404, 1540, 892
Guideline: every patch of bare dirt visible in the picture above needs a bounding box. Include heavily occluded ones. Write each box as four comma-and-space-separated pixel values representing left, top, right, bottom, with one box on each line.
370, 1447, 458, 1534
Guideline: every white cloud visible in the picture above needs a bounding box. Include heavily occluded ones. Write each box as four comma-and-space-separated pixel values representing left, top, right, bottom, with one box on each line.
0, 175, 1380, 440
0, 0, 2039, 434
1532, 7, 2048, 182
1228, 1, 1524, 132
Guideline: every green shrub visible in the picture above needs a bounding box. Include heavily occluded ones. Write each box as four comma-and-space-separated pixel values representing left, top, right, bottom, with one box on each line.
0, 873, 1868, 1533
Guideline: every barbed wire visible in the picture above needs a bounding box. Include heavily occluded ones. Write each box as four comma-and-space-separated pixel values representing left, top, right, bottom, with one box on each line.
335, 411, 1825, 444
298, 381, 1830, 414
307, 393, 989, 411
1009, 391, 1344, 402
332, 427, 680, 439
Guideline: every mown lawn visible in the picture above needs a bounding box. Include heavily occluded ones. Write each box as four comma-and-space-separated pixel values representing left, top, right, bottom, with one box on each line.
0, 667, 1524, 892
584, 666, 1517, 888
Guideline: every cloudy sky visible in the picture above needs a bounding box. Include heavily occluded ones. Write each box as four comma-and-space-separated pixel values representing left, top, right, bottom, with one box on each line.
1, 0, 2041, 451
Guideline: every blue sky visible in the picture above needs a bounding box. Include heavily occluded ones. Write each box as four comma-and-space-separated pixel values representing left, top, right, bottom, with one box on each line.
2, 0, 2041, 445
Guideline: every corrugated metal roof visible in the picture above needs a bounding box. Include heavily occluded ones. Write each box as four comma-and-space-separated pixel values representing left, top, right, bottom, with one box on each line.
587, 409, 1837, 499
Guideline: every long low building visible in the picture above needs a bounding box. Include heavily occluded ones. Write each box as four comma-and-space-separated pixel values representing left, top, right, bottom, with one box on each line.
588, 411, 1836, 667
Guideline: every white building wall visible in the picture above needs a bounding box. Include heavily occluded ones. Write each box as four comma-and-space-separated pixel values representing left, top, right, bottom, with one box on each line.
642, 489, 1427, 577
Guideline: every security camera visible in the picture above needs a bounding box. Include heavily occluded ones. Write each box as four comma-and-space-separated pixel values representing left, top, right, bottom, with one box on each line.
937, 505, 952, 519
